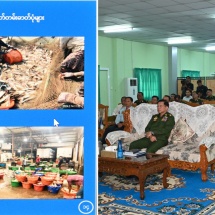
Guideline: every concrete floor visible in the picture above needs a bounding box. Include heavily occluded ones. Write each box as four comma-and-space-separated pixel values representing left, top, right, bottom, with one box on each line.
0, 166, 70, 199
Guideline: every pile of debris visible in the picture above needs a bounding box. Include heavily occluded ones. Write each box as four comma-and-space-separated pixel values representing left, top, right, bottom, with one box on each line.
0, 45, 52, 107
0, 37, 84, 109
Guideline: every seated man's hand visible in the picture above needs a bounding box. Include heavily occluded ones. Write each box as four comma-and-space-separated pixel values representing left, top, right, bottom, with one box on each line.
117, 123, 123, 128
145, 131, 152, 138
150, 136, 157, 142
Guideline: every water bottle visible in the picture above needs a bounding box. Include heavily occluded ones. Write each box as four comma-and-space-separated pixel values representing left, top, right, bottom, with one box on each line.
117, 140, 123, 159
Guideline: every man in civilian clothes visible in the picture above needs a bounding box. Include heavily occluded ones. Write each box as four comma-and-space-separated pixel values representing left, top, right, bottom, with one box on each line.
101, 97, 134, 145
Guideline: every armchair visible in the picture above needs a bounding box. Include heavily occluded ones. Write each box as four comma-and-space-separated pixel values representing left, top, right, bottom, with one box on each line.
98, 104, 109, 138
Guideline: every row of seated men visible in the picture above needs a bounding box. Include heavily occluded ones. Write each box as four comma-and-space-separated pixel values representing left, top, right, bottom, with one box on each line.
113, 87, 215, 117
180, 77, 215, 102
100, 84, 215, 153
100, 97, 175, 154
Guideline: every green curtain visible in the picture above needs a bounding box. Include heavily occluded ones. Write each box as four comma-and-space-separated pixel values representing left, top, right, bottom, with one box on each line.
98, 65, 100, 104
181, 70, 200, 77
134, 68, 162, 100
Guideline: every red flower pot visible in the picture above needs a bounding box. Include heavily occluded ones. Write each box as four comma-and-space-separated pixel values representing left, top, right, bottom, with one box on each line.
33, 183, 45, 192
22, 182, 32, 189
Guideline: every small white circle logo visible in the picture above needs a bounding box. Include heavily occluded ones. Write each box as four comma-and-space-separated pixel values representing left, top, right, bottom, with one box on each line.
78, 201, 94, 214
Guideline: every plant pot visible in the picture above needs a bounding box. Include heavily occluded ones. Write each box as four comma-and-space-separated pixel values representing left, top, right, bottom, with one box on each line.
22, 182, 32, 189
11, 180, 21, 187
3, 49, 23, 64
15, 174, 27, 182
45, 173, 57, 179
61, 188, 77, 199
41, 176, 54, 186
27, 176, 39, 184
33, 183, 45, 192
0, 172, 4, 179
47, 185, 61, 194
51, 168, 59, 173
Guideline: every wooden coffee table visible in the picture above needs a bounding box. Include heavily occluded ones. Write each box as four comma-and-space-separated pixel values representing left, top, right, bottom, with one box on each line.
98, 153, 170, 199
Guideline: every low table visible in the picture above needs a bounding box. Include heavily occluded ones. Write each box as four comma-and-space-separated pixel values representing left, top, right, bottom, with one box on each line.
98, 153, 170, 199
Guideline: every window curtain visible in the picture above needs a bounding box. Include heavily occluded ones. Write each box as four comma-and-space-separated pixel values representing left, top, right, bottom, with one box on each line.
134, 68, 162, 101
181, 70, 200, 77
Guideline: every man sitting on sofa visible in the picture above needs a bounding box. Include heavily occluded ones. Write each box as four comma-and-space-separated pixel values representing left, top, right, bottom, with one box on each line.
129, 99, 175, 153
101, 97, 134, 145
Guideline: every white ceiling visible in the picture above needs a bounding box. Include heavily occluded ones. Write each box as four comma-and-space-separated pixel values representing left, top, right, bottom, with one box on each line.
0, 127, 83, 148
99, 0, 215, 52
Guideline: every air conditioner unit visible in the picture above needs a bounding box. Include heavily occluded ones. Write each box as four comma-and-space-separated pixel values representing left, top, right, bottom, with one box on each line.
124, 78, 138, 102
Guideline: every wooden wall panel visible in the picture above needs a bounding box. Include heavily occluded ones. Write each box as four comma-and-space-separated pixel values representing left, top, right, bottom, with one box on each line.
177, 77, 215, 96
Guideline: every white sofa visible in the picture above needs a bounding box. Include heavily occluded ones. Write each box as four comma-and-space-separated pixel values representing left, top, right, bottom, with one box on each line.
106, 102, 215, 181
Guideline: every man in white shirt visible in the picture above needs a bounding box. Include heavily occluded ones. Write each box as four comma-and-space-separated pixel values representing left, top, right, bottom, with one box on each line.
101, 97, 133, 145
183, 89, 193, 101
112, 96, 126, 115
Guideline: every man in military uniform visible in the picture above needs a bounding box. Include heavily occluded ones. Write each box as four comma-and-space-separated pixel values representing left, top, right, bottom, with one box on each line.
206, 89, 215, 101
190, 91, 203, 105
129, 100, 175, 153
134, 92, 148, 106
150, 95, 159, 104
163, 95, 171, 102
185, 76, 194, 91
196, 80, 208, 99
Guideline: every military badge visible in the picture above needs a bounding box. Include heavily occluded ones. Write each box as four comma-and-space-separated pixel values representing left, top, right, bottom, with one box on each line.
153, 116, 158, 121
162, 115, 168, 122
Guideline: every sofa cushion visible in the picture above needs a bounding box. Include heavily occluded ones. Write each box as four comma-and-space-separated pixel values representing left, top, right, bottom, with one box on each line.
168, 118, 195, 144
156, 142, 200, 163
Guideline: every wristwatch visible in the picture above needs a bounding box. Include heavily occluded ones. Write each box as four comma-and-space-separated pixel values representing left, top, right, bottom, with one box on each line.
151, 131, 154, 136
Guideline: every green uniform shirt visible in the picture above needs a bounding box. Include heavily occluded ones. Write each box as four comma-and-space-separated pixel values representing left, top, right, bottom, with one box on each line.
190, 98, 203, 105
145, 112, 175, 141
134, 99, 148, 106
206, 96, 215, 101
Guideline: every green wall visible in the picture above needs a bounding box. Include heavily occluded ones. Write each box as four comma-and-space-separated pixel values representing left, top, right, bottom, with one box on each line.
178, 49, 215, 77
98, 36, 215, 114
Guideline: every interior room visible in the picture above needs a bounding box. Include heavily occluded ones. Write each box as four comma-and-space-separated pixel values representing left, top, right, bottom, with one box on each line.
0, 127, 84, 199
98, 1, 215, 214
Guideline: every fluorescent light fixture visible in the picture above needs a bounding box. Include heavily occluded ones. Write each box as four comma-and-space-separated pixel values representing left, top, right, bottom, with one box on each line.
205, 46, 215, 51
104, 27, 133, 33
167, 37, 192, 45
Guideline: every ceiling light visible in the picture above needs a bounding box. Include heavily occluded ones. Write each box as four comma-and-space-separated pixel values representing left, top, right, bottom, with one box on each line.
167, 37, 192, 45
205, 46, 215, 51
104, 27, 133, 33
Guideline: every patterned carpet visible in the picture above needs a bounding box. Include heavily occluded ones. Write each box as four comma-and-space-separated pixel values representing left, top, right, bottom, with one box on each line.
98, 169, 215, 215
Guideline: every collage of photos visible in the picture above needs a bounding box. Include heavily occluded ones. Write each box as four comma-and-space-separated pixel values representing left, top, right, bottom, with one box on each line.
0, 127, 84, 199
0, 36, 84, 110
0, 1, 96, 214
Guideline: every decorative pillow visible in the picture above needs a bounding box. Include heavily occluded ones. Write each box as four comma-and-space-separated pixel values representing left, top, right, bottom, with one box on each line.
168, 118, 195, 144
123, 109, 133, 133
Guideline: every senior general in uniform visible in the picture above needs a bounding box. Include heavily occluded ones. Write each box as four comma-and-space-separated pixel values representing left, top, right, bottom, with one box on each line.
129, 99, 175, 153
